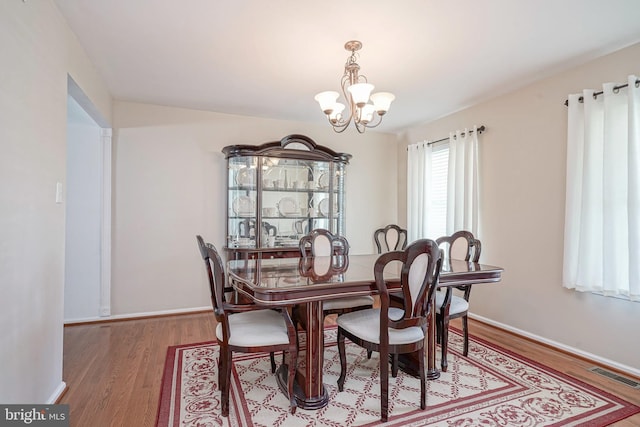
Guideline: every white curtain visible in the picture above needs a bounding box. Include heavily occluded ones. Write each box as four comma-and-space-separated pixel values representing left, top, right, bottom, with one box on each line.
406, 126, 480, 242
407, 141, 433, 242
446, 127, 480, 236
563, 75, 640, 301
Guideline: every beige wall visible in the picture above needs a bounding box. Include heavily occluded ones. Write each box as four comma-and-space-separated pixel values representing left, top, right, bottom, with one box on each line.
111, 101, 398, 315
0, 1, 112, 403
397, 42, 640, 375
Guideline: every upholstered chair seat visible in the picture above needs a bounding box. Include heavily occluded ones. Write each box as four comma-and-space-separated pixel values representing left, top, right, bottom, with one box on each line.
323, 296, 377, 312
217, 310, 294, 347
336, 308, 424, 345
435, 292, 469, 318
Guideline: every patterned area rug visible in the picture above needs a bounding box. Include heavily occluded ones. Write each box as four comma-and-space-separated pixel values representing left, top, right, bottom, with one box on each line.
156, 327, 639, 426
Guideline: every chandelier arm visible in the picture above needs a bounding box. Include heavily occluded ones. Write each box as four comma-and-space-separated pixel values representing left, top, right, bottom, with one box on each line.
328, 116, 350, 133
363, 113, 384, 129
340, 74, 358, 125
325, 105, 350, 132
332, 123, 350, 134
327, 115, 350, 132
354, 105, 363, 125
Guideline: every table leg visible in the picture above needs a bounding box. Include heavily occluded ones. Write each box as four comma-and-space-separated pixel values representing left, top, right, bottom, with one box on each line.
276, 301, 329, 410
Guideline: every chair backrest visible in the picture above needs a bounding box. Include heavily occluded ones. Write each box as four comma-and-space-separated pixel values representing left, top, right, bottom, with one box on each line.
298, 254, 349, 283
299, 228, 349, 257
374, 238, 442, 327
435, 231, 481, 302
196, 235, 227, 314
374, 224, 408, 253
435, 230, 481, 264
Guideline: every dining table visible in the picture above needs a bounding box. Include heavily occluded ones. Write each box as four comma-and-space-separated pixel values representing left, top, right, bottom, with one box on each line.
227, 253, 503, 410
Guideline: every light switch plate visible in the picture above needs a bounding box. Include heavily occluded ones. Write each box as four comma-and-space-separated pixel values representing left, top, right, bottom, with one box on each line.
56, 182, 63, 204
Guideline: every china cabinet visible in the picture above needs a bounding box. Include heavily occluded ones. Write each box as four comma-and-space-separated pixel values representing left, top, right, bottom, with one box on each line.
222, 134, 351, 259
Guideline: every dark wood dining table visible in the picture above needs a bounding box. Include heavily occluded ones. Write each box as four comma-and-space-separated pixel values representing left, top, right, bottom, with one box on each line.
227, 253, 503, 410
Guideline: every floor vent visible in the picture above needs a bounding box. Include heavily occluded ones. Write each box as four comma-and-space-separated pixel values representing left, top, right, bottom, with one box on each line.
589, 367, 640, 389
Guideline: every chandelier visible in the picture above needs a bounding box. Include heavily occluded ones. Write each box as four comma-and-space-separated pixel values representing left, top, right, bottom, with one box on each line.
314, 40, 395, 133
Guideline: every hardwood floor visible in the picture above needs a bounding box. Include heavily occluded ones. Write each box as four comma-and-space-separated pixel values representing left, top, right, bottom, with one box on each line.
60, 313, 216, 427
60, 312, 640, 427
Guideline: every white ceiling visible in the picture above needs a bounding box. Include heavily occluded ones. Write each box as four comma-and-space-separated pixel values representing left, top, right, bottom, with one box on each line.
54, 0, 640, 133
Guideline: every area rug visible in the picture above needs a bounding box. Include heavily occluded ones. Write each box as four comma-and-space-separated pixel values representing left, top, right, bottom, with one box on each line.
156, 327, 639, 426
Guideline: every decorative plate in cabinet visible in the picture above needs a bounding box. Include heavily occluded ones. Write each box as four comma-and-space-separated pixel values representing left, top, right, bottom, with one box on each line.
277, 197, 298, 216
232, 195, 255, 216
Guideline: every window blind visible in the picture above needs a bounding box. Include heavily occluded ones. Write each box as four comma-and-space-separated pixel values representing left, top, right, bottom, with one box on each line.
429, 144, 448, 238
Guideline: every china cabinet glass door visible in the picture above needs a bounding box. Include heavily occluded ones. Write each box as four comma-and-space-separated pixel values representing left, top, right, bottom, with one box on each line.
223, 135, 350, 258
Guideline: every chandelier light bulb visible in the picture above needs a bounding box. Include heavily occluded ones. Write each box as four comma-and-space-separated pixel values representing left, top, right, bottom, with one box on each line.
359, 104, 375, 124
314, 91, 339, 114
370, 92, 395, 115
347, 83, 374, 107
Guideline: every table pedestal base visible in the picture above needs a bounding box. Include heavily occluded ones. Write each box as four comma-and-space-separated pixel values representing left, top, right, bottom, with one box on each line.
394, 354, 441, 380
275, 364, 329, 410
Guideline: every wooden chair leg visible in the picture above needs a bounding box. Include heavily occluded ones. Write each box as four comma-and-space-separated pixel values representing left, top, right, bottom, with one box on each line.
391, 354, 399, 377
337, 330, 347, 392
270, 352, 276, 373
462, 315, 469, 356
221, 348, 232, 417
219, 347, 229, 394
380, 349, 389, 422
441, 315, 450, 372
217, 348, 224, 395
418, 347, 426, 410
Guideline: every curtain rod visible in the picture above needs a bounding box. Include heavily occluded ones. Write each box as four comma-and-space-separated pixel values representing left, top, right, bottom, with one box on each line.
426, 125, 486, 146
563, 79, 640, 106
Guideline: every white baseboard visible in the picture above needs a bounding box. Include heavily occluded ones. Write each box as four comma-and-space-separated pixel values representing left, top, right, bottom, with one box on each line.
64, 306, 211, 325
47, 381, 67, 404
470, 313, 640, 378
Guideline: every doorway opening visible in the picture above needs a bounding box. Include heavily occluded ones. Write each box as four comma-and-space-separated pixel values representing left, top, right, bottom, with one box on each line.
64, 76, 112, 322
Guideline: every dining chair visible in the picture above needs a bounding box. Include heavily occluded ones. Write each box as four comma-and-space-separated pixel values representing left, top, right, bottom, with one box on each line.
435, 230, 481, 372
299, 228, 349, 257
299, 229, 374, 317
374, 224, 408, 253
196, 235, 298, 416
336, 239, 442, 422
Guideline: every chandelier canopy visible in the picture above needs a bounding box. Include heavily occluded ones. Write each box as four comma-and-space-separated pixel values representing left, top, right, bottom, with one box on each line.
315, 41, 395, 133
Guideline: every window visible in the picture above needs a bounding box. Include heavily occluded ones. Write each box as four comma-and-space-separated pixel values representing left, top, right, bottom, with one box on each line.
407, 127, 480, 243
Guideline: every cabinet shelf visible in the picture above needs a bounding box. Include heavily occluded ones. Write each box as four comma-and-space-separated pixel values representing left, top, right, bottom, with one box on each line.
260, 188, 334, 193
